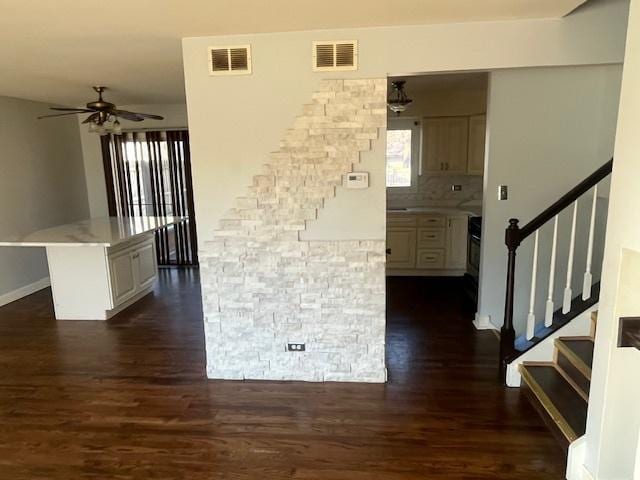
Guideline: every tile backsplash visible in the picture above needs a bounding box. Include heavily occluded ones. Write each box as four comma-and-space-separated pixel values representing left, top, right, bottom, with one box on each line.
387, 174, 483, 209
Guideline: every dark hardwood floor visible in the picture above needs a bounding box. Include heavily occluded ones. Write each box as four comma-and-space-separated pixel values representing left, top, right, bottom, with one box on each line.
0, 271, 566, 479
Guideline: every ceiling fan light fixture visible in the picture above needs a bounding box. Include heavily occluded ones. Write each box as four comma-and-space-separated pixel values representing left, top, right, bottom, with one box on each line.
111, 119, 122, 135
37, 86, 164, 134
387, 80, 413, 115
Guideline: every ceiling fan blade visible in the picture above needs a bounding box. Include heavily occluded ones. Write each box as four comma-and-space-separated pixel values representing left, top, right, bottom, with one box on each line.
38, 111, 85, 119
49, 107, 94, 113
110, 109, 145, 122
81, 112, 101, 124
128, 112, 164, 120
109, 108, 156, 122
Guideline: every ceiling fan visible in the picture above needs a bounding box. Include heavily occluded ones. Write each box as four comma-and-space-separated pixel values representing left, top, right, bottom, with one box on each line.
38, 86, 164, 135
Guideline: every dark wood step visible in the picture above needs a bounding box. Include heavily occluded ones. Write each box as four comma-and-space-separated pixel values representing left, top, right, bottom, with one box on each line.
556, 337, 594, 369
519, 363, 588, 444
555, 333, 595, 402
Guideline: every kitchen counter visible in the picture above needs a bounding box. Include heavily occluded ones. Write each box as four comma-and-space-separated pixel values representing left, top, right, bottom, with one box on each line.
0, 216, 185, 320
0, 216, 184, 248
387, 206, 482, 217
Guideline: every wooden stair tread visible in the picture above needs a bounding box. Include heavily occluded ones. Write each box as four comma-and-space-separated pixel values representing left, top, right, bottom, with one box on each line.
556, 337, 594, 374
520, 364, 587, 442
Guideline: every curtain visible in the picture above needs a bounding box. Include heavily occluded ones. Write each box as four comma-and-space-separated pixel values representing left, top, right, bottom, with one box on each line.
101, 130, 198, 266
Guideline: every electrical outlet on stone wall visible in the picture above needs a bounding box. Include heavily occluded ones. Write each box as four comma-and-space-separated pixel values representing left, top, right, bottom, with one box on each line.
287, 343, 306, 352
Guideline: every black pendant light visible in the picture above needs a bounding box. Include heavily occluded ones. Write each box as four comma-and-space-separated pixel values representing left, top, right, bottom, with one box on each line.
387, 81, 413, 115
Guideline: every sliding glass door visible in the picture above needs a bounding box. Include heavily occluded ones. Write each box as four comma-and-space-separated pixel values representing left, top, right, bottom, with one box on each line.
101, 130, 198, 266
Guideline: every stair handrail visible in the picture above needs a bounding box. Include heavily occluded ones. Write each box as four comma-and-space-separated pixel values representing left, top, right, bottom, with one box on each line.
499, 158, 613, 382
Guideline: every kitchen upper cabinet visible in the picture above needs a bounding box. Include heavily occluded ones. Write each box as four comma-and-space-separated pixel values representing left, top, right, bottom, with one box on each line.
443, 117, 469, 174
446, 215, 469, 269
422, 118, 447, 173
467, 114, 486, 175
386, 228, 417, 269
422, 116, 469, 174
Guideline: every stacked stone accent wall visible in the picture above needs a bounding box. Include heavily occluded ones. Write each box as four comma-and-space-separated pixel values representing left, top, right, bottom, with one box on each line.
200, 79, 387, 382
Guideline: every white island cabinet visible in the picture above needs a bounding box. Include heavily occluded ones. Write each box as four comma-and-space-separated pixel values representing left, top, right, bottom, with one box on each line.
0, 216, 184, 320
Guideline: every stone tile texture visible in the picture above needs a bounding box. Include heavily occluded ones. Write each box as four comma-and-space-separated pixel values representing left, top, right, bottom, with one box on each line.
200, 79, 387, 382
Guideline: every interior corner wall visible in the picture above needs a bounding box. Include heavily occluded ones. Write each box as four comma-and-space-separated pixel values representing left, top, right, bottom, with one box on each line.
478, 64, 623, 334
584, 0, 640, 477
0, 96, 89, 301
182, 0, 629, 382
78, 104, 188, 218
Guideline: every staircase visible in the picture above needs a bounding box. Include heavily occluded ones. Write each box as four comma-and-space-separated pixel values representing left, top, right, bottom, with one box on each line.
519, 311, 597, 448
498, 159, 613, 449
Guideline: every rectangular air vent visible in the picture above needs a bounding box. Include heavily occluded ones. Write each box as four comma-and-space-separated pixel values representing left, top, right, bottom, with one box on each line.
208, 45, 252, 76
312, 41, 358, 72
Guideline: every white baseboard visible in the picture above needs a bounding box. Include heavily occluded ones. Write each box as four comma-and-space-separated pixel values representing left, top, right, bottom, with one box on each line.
0, 277, 50, 307
386, 269, 465, 277
473, 313, 498, 330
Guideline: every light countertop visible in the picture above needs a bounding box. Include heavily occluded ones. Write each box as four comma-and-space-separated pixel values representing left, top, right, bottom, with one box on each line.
387, 206, 482, 216
0, 216, 185, 248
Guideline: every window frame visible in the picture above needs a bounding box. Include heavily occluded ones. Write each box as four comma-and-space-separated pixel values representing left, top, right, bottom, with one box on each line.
385, 117, 421, 193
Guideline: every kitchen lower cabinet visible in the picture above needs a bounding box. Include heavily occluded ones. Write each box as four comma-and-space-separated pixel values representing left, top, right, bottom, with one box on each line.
386, 228, 417, 268
45, 234, 159, 320
387, 212, 469, 276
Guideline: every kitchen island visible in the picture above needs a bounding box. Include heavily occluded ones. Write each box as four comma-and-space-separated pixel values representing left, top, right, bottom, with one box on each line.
0, 216, 183, 320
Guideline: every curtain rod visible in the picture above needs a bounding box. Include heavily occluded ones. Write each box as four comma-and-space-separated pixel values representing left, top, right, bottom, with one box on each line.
120, 127, 189, 133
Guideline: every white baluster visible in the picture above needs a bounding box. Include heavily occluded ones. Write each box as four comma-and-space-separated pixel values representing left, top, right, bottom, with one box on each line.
526, 230, 540, 340
545, 216, 559, 327
582, 185, 598, 300
563, 201, 578, 314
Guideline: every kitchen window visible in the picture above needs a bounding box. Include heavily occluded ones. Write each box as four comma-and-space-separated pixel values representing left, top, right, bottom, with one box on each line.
386, 118, 420, 192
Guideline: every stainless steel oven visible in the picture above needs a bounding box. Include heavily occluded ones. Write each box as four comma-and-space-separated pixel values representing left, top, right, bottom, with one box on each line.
464, 217, 482, 306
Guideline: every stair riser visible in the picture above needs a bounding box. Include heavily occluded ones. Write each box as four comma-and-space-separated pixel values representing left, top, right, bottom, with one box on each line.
521, 382, 570, 452
557, 351, 590, 400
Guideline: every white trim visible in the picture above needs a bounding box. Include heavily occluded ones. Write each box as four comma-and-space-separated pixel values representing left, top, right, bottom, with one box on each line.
0, 277, 50, 307
567, 436, 596, 480
473, 313, 498, 330
52, 287, 153, 321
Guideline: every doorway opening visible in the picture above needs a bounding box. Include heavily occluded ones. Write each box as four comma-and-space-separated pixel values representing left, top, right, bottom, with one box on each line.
385, 72, 489, 319
101, 130, 198, 267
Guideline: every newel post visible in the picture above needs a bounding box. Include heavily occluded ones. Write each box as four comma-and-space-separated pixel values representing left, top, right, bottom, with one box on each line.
499, 218, 521, 382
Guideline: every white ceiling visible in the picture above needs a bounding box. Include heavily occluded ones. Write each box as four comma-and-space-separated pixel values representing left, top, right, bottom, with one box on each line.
0, 0, 588, 106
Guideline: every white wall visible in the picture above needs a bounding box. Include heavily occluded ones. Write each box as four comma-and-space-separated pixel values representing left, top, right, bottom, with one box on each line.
182, 0, 629, 381
478, 65, 622, 334
584, 0, 640, 477
0, 96, 89, 301
79, 103, 188, 218
183, 0, 629, 245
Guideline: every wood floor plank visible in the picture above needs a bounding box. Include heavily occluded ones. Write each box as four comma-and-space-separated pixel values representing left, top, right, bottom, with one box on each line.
0, 272, 566, 479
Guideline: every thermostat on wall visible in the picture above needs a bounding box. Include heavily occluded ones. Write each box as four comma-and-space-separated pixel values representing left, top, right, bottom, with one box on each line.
345, 172, 369, 189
